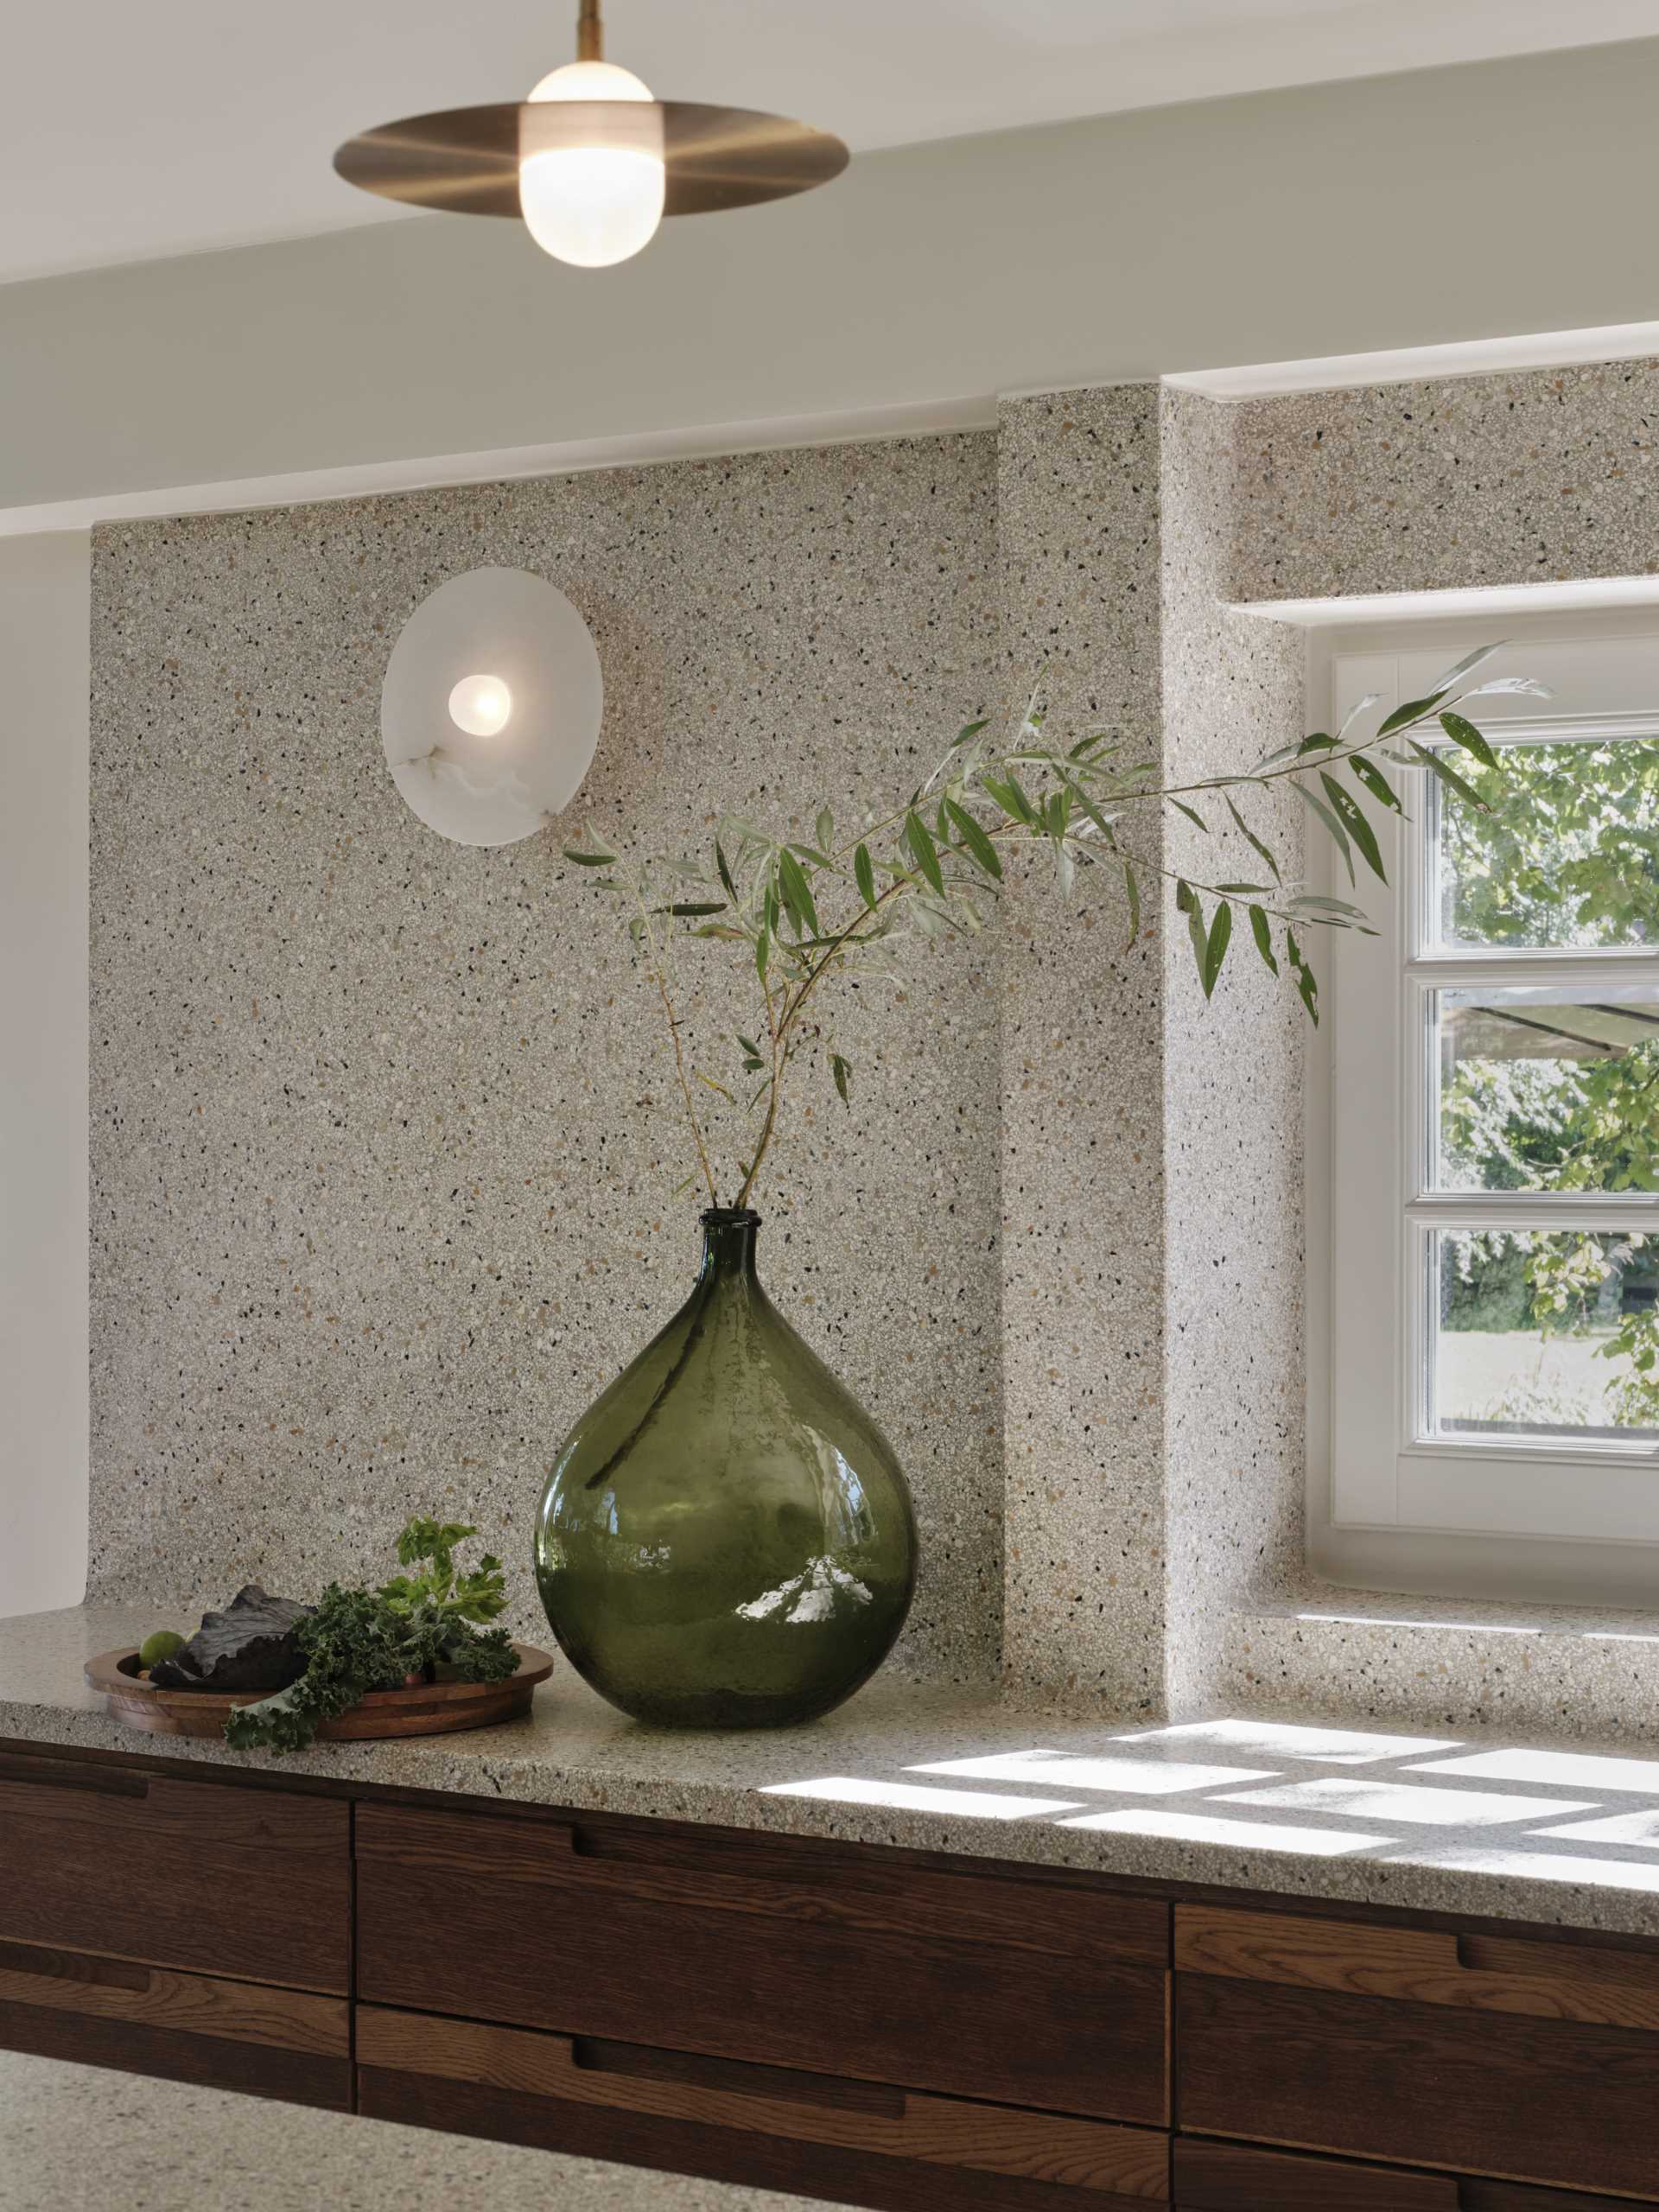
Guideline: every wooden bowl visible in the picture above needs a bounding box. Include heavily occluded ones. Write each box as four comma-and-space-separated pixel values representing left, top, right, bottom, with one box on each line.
85, 1643, 555, 1741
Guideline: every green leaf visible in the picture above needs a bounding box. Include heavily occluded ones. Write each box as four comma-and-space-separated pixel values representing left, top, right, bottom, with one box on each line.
563, 847, 617, 868
1249, 904, 1278, 976
756, 925, 771, 982
1350, 755, 1403, 814
904, 810, 946, 894
1286, 926, 1319, 1027
1297, 733, 1339, 754
715, 841, 736, 900
981, 773, 1039, 828
1377, 688, 1448, 739
1438, 710, 1500, 772
695, 1070, 735, 1104
855, 842, 878, 911
737, 1034, 763, 1060
1215, 880, 1271, 895
1123, 860, 1141, 950
953, 718, 991, 749
815, 806, 835, 853
1290, 893, 1370, 916
1426, 640, 1505, 694
1058, 772, 1117, 847
1178, 880, 1209, 988
668, 900, 727, 917
1224, 796, 1283, 883
944, 798, 1003, 879
1168, 798, 1210, 834
1319, 772, 1387, 883
777, 847, 821, 938
830, 1052, 852, 1107
1407, 738, 1491, 813
1202, 899, 1232, 999
1289, 779, 1355, 884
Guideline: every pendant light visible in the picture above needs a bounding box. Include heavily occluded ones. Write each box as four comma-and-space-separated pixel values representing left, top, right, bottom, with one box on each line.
334, 0, 849, 270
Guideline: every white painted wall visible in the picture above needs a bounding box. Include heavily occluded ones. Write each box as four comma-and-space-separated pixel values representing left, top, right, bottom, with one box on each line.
4, 35, 1659, 518
0, 534, 89, 1616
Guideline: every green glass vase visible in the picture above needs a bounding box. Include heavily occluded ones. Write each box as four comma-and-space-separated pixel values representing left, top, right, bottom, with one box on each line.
535, 1209, 917, 1728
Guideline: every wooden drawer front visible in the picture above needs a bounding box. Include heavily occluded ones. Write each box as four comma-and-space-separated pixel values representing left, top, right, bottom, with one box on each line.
357, 1804, 1169, 2124
1176, 1972, 1659, 2200
1176, 1904, 1659, 2031
0, 1750, 350, 1992
359, 2006, 1168, 2209
0, 1936, 349, 2110
1174, 2139, 1659, 2211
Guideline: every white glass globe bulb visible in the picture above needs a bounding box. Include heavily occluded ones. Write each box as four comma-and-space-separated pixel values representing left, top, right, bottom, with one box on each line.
448, 673, 513, 738
520, 60, 664, 269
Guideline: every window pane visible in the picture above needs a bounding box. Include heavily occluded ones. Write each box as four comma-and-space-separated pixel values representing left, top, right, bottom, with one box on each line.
1433, 1230, 1659, 1442
1435, 982, 1659, 1194
1436, 738, 1659, 949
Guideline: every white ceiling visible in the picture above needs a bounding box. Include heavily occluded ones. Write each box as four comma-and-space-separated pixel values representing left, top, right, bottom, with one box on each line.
6, 0, 1656, 286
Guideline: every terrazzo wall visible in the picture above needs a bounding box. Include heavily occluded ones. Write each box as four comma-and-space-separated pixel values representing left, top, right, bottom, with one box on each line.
87, 439, 1008, 1676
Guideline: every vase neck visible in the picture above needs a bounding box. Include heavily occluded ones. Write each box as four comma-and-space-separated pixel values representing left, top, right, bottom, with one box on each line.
699, 1207, 760, 1285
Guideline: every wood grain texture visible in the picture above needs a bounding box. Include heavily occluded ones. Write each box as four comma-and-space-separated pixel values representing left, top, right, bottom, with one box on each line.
0, 1993, 350, 2110
1174, 2138, 1457, 2209
85, 1646, 554, 1741
357, 1804, 1168, 2123
1176, 1904, 1659, 2031
358, 1802, 1167, 1967
359, 2006, 1167, 2196
1176, 1972, 1659, 2200
0, 1762, 349, 1992
1173, 2139, 1659, 2210
359, 2065, 1166, 2212
0, 1939, 346, 2055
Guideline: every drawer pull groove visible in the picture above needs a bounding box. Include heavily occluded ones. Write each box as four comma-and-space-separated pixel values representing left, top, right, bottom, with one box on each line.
359, 2007, 1170, 2196
0, 1940, 149, 1993
0, 1754, 149, 1799
570, 2033, 904, 2117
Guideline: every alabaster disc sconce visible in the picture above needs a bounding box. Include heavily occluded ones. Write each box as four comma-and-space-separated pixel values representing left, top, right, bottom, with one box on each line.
381, 566, 603, 847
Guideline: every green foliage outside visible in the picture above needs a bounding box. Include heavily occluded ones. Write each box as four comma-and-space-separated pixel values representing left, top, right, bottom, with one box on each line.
1439, 741, 1659, 1427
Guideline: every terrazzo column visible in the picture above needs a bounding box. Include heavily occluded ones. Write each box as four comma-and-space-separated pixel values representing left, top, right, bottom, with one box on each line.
996, 385, 1305, 1715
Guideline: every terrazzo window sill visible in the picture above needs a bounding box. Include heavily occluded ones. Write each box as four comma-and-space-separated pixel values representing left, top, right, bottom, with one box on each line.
1226, 1582, 1659, 1743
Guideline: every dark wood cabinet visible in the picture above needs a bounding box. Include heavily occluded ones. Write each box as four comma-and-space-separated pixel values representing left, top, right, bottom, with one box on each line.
1175, 1904, 1659, 2201
359, 2005, 1169, 2209
0, 1748, 349, 1992
8, 1733, 1659, 2209
356, 1801, 1171, 2125
1174, 2138, 1659, 2210
0, 1934, 350, 2109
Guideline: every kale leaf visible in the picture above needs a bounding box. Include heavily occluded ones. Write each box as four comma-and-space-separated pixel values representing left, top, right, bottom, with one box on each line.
223, 1517, 519, 1754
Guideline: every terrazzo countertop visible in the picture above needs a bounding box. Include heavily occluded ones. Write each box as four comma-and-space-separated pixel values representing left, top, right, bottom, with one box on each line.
0, 2048, 834, 2212
13, 1604, 1659, 1940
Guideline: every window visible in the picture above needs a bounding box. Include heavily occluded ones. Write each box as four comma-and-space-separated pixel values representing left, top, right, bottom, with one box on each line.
1320, 627, 1659, 1588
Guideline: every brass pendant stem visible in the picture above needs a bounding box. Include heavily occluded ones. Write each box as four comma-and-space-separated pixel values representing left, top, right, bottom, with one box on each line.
577, 0, 603, 62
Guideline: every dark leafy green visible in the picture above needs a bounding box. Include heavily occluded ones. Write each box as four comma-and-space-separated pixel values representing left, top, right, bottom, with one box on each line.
223, 1516, 518, 1754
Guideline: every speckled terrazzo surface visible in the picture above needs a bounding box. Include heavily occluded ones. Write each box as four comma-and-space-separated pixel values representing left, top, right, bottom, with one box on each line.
0, 2049, 834, 2212
87, 436, 1005, 1685
995, 387, 1170, 1713
18, 1603, 1659, 1940
1227, 355, 1659, 603
1157, 389, 1306, 1711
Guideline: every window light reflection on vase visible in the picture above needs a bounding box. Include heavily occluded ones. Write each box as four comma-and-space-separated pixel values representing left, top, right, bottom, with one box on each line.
381, 568, 603, 849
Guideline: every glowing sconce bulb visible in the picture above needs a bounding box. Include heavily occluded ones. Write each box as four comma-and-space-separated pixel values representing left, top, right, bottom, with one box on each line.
519, 60, 665, 268
448, 674, 512, 738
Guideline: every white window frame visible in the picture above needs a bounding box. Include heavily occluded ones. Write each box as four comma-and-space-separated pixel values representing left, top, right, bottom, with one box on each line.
1313, 615, 1659, 1602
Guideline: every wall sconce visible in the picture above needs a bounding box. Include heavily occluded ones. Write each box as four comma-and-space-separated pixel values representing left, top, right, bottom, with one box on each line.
381, 567, 603, 846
